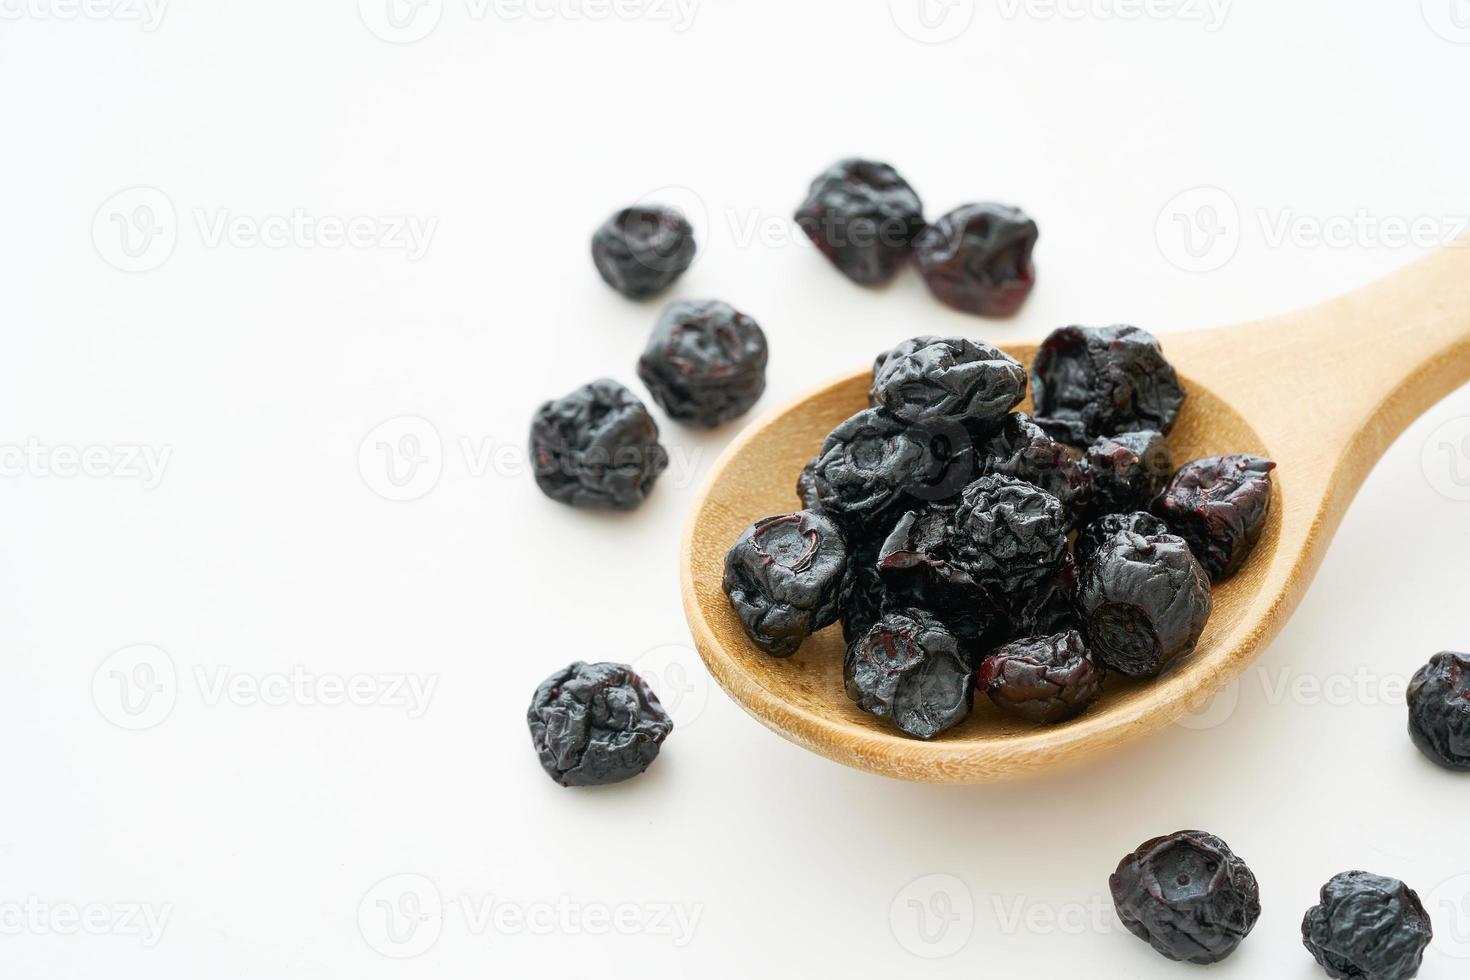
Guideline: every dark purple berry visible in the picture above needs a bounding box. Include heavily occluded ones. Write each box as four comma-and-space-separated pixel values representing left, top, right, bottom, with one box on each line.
978, 412, 1093, 525
590, 204, 695, 299
810, 408, 975, 526
1032, 325, 1186, 446
1085, 429, 1171, 516
840, 536, 888, 645
637, 299, 768, 427
794, 158, 925, 286
527, 661, 673, 787
530, 379, 668, 510
1302, 872, 1432, 980
723, 510, 848, 657
795, 454, 821, 510
868, 336, 1026, 426
844, 609, 973, 740
1152, 454, 1275, 581
1076, 526, 1211, 678
1407, 651, 1470, 770
913, 203, 1038, 316
877, 504, 1005, 661
978, 630, 1103, 724
1075, 511, 1168, 567
1110, 830, 1261, 964
947, 475, 1069, 596
1003, 556, 1079, 638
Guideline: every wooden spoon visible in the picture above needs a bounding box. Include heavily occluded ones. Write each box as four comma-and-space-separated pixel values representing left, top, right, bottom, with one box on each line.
678, 242, 1470, 783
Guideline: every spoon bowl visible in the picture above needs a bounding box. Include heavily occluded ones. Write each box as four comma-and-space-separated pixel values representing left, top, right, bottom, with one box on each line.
680, 243, 1470, 781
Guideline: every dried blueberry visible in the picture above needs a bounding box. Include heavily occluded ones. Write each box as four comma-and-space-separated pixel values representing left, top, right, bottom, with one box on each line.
978, 412, 1093, 524
590, 204, 695, 299
1032, 325, 1186, 446
844, 609, 973, 739
877, 504, 1005, 660
795, 454, 821, 510
637, 299, 768, 427
1085, 429, 1171, 517
810, 408, 975, 526
527, 661, 673, 787
1152, 454, 1275, 581
913, 203, 1038, 316
1302, 872, 1432, 980
841, 536, 888, 644
947, 475, 1069, 596
795, 158, 925, 285
1003, 556, 1079, 638
1074, 511, 1168, 567
978, 630, 1103, 724
1076, 527, 1211, 678
1407, 651, 1470, 770
868, 336, 1026, 426
723, 510, 848, 657
1110, 830, 1261, 964
530, 379, 668, 510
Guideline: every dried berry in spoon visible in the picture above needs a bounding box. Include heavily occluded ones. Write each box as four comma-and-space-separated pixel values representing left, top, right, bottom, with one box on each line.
978, 630, 1103, 724
868, 335, 1026, 427
1152, 453, 1275, 581
723, 510, 848, 657
1031, 324, 1185, 445
844, 609, 973, 739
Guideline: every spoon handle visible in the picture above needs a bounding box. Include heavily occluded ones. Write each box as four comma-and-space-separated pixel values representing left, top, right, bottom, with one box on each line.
1169, 241, 1470, 492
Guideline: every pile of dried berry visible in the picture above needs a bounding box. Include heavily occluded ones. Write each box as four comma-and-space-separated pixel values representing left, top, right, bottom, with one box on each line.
796, 158, 1040, 316
1109, 830, 1435, 976
723, 328, 1276, 739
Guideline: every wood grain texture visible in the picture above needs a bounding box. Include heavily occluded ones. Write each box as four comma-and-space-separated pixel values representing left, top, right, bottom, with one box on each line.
679, 242, 1470, 782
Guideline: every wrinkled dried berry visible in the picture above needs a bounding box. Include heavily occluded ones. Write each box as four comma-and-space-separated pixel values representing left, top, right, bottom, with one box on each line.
527, 661, 673, 787
1032, 325, 1186, 446
841, 536, 888, 644
913, 203, 1038, 316
1004, 556, 1079, 638
530, 379, 668, 510
810, 408, 975, 526
637, 299, 768, 427
1110, 830, 1261, 964
590, 204, 696, 299
795, 158, 925, 286
1075, 511, 1168, 567
878, 504, 1004, 660
844, 609, 973, 739
795, 454, 821, 510
723, 510, 848, 657
947, 475, 1068, 596
978, 630, 1103, 724
978, 412, 1092, 524
1153, 454, 1275, 581
1086, 429, 1171, 517
1302, 872, 1432, 980
1076, 527, 1211, 678
869, 336, 1026, 426
1407, 651, 1470, 770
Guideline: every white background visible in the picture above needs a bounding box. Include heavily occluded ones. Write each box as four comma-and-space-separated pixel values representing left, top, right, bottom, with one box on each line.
3, 0, 1470, 976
